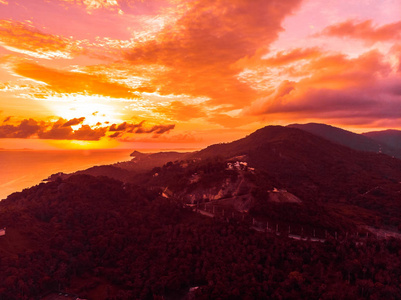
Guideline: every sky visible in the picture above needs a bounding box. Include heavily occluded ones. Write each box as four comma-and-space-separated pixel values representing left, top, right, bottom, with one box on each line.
0, 0, 400, 150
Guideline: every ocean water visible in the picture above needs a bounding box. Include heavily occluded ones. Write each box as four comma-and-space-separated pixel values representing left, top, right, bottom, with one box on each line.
0, 149, 133, 200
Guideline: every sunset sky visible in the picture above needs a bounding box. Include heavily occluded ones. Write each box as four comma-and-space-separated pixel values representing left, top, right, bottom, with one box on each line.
0, 0, 400, 150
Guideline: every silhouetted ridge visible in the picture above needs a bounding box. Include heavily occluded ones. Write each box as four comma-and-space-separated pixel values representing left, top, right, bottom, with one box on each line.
197, 125, 316, 159
193, 125, 401, 204
289, 122, 385, 152
363, 129, 401, 150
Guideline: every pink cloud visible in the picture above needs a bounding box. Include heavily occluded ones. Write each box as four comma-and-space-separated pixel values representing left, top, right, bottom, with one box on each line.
320, 19, 401, 43
247, 49, 401, 126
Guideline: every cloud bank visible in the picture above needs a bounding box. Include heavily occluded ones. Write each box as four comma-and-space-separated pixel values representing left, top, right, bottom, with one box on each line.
0, 117, 175, 141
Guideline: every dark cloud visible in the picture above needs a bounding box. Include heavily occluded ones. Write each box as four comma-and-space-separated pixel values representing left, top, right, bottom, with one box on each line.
109, 120, 145, 132
108, 121, 174, 137
0, 116, 176, 141
149, 124, 175, 134
62, 117, 85, 127
37, 118, 107, 141
3, 116, 12, 123
109, 122, 129, 132
37, 118, 74, 140
108, 132, 121, 138
71, 125, 107, 141
0, 118, 41, 138
0, 117, 106, 140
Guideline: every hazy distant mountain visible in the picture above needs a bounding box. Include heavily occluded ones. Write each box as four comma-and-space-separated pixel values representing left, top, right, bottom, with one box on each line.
120, 150, 188, 171
363, 129, 401, 150
288, 123, 401, 157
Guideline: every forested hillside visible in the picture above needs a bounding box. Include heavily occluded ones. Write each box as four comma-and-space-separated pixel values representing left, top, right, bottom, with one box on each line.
1, 175, 401, 299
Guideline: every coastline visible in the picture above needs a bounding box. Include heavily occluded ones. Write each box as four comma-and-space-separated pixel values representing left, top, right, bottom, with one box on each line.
0, 149, 134, 200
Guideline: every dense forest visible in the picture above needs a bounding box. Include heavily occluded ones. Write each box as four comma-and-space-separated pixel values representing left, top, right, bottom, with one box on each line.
1, 175, 401, 299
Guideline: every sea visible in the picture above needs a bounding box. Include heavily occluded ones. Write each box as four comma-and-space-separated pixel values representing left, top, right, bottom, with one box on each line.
0, 149, 134, 200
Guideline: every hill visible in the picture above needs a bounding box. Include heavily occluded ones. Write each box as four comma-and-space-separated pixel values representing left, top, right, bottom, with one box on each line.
2, 125, 401, 298
181, 126, 401, 229
43, 125, 401, 231
194, 125, 401, 194
288, 123, 401, 158
363, 129, 401, 150
1, 174, 401, 299
44, 150, 188, 184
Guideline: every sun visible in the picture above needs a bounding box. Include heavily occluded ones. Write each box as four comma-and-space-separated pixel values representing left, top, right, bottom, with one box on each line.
43, 94, 125, 126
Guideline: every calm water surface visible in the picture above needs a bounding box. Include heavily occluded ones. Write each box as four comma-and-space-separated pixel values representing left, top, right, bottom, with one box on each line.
0, 149, 133, 200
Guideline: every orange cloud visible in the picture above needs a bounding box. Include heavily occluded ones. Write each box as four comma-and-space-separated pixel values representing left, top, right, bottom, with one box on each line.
154, 101, 206, 121
11, 61, 139, 99
234, 47, 322, 70
320, 19, 401, 43
0, 20, 82, 59
125, 0, 303, 108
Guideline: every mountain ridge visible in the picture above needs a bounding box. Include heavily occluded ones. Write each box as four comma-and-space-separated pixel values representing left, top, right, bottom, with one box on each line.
288, 122, 401, 158
363, 129, 401, 150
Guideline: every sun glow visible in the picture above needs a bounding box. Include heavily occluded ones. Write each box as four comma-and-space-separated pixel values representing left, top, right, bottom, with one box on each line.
0, 0, 400, 150
45, 138, 121, 150
43, 94, 124, 126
